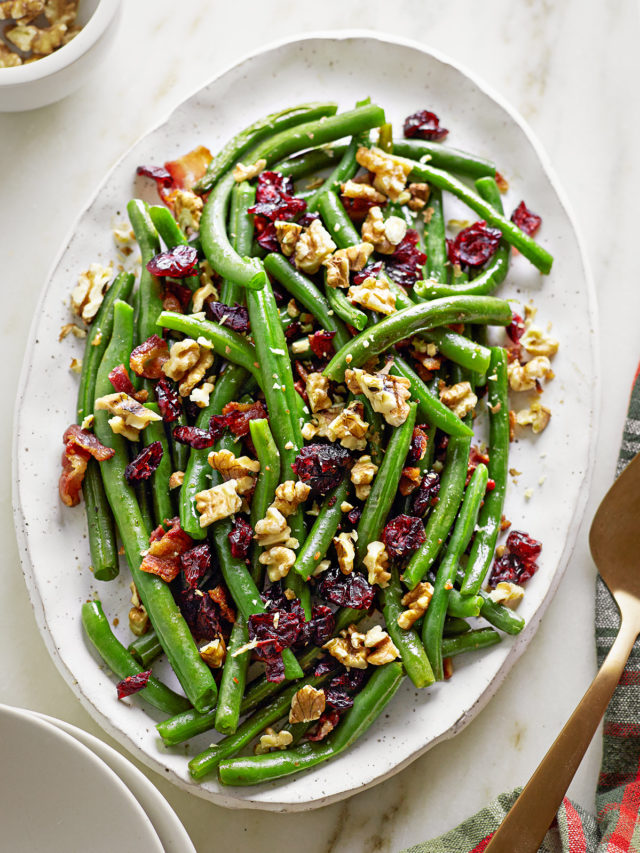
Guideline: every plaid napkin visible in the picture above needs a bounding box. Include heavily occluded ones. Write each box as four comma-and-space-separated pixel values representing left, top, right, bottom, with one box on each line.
403, 370, 640, 853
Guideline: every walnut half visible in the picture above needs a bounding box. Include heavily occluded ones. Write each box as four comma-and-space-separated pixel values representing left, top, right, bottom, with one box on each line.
289, 684, 326, 724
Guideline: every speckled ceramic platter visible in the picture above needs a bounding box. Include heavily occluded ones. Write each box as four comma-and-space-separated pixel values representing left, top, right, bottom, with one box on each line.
12, 32, 597, 811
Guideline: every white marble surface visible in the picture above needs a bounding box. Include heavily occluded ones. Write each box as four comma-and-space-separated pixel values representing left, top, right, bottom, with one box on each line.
1, 2, 639, 850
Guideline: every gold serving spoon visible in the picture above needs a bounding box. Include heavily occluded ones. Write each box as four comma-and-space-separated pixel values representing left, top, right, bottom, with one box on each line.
485, 451, 640, 853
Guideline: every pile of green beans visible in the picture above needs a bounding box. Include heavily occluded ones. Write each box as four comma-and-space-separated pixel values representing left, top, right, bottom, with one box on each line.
62, 97, 553, 789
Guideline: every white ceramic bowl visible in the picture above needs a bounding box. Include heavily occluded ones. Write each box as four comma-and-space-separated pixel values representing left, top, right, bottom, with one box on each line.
0, 0, 121, 112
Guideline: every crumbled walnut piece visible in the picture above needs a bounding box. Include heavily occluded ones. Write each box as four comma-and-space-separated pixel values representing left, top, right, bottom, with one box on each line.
350, 454, 378, 501
0, 0, 43, 20
194, 480, 242, 527
323, 629, 368, 669
407, 182, 431, 211
345, 367, 411, 427
341, 179, 386, 204
326, 402, 369, 451
360, 206, 396, 254
488, 581, 524, 608
274, 220, 302, 257
59, 323, 86, 341
199, 636, 226, 668
162, 338, 199, 380
301, 405, 345, 441
334, 530, 357, 575
515, 400, 551, 434
43, 0, 77, 25
179, 348, 214, 397
507, 356, 554, 392
169, 471, 184, 489
323, 243, 374, 289
341, 501, 354, 513
364, 625, 399, 665
191, 282, 217, 314
71, 262, 113, 324
80, 414, 93, 430
0, 42, 21, 65
255, 727, 293, 755
128, 583, 149, 637
305, 372, 332, 413
165, 189, 203, 235
208, 449, 259, 495
348, 275, 396, 315
69, 357, 82, 374
363, 541, 391, 588
31, 20, 66, 53
439, 381, 478, 419
355, 146, 413, 202
233, 158, 267, 182
289, 684, 326, 724
190, 380, 215, 408
254, 506, 291, 547
5, 22, 37, 51
398, 581, 434, 629
198, 259, 217, 292
520, 326, 559, 358
272, 480, 311, 517
294, 219, 337, 274
95, 392, 161, 441
260, 545, 296, 582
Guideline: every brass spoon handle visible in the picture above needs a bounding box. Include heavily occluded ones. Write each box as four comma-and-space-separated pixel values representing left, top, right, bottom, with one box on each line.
485, 598, 640, 853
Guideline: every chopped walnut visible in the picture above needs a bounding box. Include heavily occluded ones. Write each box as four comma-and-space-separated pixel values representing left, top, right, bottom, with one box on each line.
71, 262, 113, 324
355, 146, 413, 202
274, 220, 303, 257
43, 0, 77, 25
162, 338, 214, 397
305, 372, 332, 413
363, 541, 391, 588
515, 400, 551, 434
520, 326, 559, 358
200, 636, 226, 668
5, 22, 36, 51
169, 471, 184, 489
259, 545, 296, 582
0, 42, 21, 65
398, 581, 434, 629
334, 530, 357, 575
350, 454, 378, 500
30, 20, 66, 53
94, 392, 161, 441
254, 506, 291, 547
194, 480, 242, 527
191, 282, 217, 314
439, 381, 478, 419
488, 581, 524, 608
294, 219, 337, 274
341, 179, 386, 204
59, 323, 86, 341
69, 357, 82, 374
208, 449, 260, 495
255, 727, 293, 755
233, 158, 267, 182
364, 625, 399, 665
190, 380, 215, 408
507, 356, 554, 392
361, 206, 398, 254
0, 0, 44, 20
323, 628, 368, 669
323, 243, 374, 289
301, 405, 345, 441
407, 182, 431, 211
345, 367, 411, 427
165, 189, 203, 235
326, 401, 369, 451
128, 583, 148, 637
289, 684, 326, 724
272, 480, 311, 517
348, 275, 396, 315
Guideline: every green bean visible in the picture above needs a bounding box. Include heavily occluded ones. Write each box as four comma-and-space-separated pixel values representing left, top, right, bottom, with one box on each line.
377, 122, 393, 153
356, 403, 417, 563
474, 584, 525, 635
391, 138, 496, 179
148, 205, 199, 293
407, 162, 553, 273
315, 188, 361, 248
441, 628, 501, 658
292, 479, 350, 580
422, 463, 488, 679
446, 588, 483, 618
218, 662, 404, 786
141, 402, 174, 524
248, 418, 281, 584
93, 300, 217, 713
423, 186, 447, 284
188, 670, 332, 779
82, 600, 191, 716
275, 145, 348, 180
127, 200, 163, 342
214, 615, 250, 735
380, 567, 434, 688
323, 280, 368, 331
220, 181, 255, 306
461, 348, 509, 594
443, 617, 471, 637
357, 394, 385, 468
324, 295, 512, 381
128, 629, 163, 667
195, 102, 339, 193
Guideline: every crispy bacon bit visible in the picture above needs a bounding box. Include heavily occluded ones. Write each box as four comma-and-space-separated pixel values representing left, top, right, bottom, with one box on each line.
108, 364, 137, 396
218, 400, 268, 438
448, 221, 501, 268
408, 425, 429, 463
489, 530, 542, 588
173, 425, 216, 449
164, 145, 212, 190
495, 171, 509, 193
206, 301, 250, 333
208, 586, 236, 624
117, 670, 151, 699
180, 543, 211, 588
403, 109, 449, 141
399, 466, 422, 496
155, 377, 182, 422
147, 244, 199, 278
124, 441, 163, 482
59, 425, 115, 507
385, 230, 427, 288
140, 517, 193, 583
129, 335, 169, 379
291, 443, 352, 495
317, 566, 375, 609
382, 514, 426, 560
228, 516, 253, 560
308, 330, 336, 360
64, 424, 114, 460
511, 201, 542, 237
467, 445, 490, 484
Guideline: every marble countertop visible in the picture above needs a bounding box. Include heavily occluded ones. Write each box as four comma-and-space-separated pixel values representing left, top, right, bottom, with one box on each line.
2, 2, 639, 850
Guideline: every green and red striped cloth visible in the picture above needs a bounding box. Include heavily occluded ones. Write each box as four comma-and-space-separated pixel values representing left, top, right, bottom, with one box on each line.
404, 371, 640, 852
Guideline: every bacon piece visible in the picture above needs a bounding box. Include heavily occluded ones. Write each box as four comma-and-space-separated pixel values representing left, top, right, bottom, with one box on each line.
208, 586, 236, 624
165, 145, 212, 190
140, 517, 193, 583
129, 335, 169, 379
108, 364, 137, 396
64, 424, 115, 461
59, 425, 115, 507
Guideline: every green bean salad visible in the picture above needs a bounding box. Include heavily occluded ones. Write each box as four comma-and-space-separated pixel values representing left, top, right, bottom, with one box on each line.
59, 100, 558, 787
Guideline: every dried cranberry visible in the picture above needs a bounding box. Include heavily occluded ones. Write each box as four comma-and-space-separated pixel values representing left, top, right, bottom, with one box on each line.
253, 219, 279, 253
206, 301, 250, 333
408, 425, 429, 463
317, 566, 375, 609
412, 470, 441, 516
450, 221, 502, 268
248, 171, 307, 252
248, 610, 303, 656
180, 543, 211, 589
352, 261, 383, 286
108, 364, 137, 396
219, 401, 268, 438
308, 330, 336, 360
507, 313, 526, 344
162, 281, 192, 313
385, 230, 427, 288
264, 656, 286, 683
403, 109, 449, 141
136, 164, 173, 187
382, 514, 426, 560
313, 658, 338, 678
347, 507, 362, 526
291, 443, 352, 495
324, 686, 354, 712
467, 445, 490, 484
124, 441, 163, 482
255, 171, 295, 206
172, 425, 215, 449
179, 589, 222, 641
488, 529, 542, 588
228, 517, 253, 560
284, 320, 302, 342
155, 377, 182, 422
307, 604, 335, 646
147, 244, 199, 278
330, 667, 367, 692
117, 670, 151, 699
307, 708, 340, 741
511, 201, 542, 237
298, 211, 320, 228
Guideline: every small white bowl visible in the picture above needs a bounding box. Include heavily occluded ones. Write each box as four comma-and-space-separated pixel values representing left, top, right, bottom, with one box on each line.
0, 0, 121, 112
